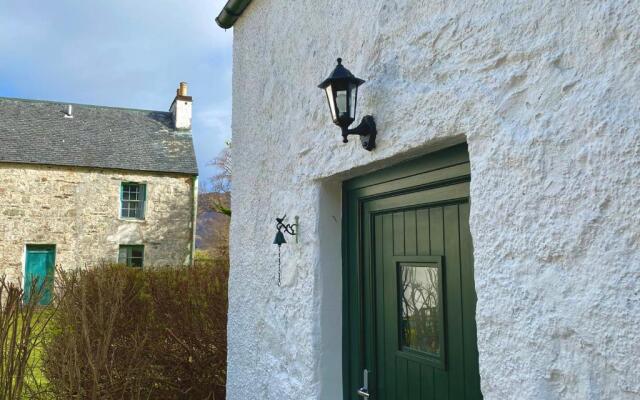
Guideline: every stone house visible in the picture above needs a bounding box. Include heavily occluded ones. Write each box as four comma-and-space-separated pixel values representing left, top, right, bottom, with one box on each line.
0, 83, 198, 299
216, 1, 639, 400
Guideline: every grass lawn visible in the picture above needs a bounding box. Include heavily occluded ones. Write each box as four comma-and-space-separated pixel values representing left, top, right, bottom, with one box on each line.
22, 308, 55, 399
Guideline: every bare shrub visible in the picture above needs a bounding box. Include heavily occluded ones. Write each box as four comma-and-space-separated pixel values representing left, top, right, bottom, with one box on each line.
42, 264, 152, 399
145, 260, 228, 399
0, 276, 56, 400
43, 260, 228, 399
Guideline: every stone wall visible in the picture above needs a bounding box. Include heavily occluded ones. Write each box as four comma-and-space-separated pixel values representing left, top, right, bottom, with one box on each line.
228, 1, 640, 399
0, 163, 196, 279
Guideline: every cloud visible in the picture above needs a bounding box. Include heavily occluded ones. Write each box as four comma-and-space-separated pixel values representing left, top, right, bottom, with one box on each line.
0, 0, 233, 180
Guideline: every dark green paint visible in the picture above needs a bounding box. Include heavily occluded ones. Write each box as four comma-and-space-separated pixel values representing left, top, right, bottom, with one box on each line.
24, 245, 55, 305
215, 0, 253, 29
343, 143, 482, 399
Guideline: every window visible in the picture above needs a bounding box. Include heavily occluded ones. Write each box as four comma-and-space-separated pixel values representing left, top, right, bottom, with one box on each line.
397, 258, 446, 368
118, 245, 144, 267
120, 183, 146, 219
399, 262, 442, 354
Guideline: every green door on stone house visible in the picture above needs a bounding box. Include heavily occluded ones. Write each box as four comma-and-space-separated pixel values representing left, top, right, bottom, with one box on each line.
344, 144, 482, 399
24, 245, 56, 305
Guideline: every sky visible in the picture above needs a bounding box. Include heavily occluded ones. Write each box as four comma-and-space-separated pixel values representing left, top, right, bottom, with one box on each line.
0, 0, 233, 185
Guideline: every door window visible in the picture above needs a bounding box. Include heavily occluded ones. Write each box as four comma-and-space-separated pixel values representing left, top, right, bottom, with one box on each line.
399, 262, 443, 355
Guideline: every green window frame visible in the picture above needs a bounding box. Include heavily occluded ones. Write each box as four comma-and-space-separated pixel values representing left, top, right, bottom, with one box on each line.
120, 182, 146, 219
118, 245, 144, 267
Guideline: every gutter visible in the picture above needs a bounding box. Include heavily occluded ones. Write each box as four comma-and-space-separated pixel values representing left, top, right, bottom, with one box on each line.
215, 0, 253, 29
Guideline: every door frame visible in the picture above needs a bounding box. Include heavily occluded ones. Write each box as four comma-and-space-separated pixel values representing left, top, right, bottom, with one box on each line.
342, 143, 471, 399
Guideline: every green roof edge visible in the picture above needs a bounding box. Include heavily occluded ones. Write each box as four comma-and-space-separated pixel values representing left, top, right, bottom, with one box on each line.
215, 0, 253, 29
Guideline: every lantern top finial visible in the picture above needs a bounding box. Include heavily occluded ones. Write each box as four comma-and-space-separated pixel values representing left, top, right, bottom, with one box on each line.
318, 57, 365, 89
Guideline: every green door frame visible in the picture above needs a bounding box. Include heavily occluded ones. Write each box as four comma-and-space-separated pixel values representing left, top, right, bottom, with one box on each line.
342, 143, 471, 399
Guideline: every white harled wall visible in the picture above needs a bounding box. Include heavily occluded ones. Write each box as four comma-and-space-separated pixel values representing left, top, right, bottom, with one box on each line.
227, 1, 640, 399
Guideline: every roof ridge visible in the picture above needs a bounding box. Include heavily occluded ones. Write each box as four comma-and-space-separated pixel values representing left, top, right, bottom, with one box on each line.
0, 96, 170, 114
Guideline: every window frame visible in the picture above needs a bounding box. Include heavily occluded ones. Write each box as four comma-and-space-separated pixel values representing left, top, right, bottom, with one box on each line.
394, 256, 447, 370
120, 182, 147, 220
118, 245, 145, 268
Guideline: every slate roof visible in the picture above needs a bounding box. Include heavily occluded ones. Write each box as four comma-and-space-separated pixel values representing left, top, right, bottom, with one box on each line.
0, 97, 198, 175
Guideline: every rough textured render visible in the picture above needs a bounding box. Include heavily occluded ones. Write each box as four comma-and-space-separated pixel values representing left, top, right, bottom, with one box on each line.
0, 164, 196, 278
227, 1, 640, 399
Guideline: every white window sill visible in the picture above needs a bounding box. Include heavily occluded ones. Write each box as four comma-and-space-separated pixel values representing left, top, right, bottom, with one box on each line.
118, 218, 147, 223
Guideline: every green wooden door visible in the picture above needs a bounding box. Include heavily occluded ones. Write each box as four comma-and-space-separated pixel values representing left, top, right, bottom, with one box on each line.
24, 245, 55, 305
344, 144, 482, 400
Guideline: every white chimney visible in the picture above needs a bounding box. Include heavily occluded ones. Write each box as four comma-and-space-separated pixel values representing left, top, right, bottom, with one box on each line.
170, 82, 192, 131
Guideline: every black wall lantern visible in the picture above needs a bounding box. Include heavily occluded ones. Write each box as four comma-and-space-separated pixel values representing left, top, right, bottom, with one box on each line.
273, 215, 298, 286
319, 58, 377, 151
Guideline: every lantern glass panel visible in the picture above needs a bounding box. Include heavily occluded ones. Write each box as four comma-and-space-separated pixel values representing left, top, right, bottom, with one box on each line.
324, 86, 337, 122
336, 90, 348, 119
349, 83, 358, 120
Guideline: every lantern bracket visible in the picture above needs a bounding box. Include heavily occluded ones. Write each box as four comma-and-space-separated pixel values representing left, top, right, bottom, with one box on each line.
341, 115, 377, 151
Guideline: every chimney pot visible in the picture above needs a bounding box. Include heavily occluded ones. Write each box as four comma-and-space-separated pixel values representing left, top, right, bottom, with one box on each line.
179, 82, 188, 96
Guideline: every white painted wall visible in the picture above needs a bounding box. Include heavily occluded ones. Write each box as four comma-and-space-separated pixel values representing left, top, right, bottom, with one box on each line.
227, 1, 640, 399
170, 98, 192, 130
